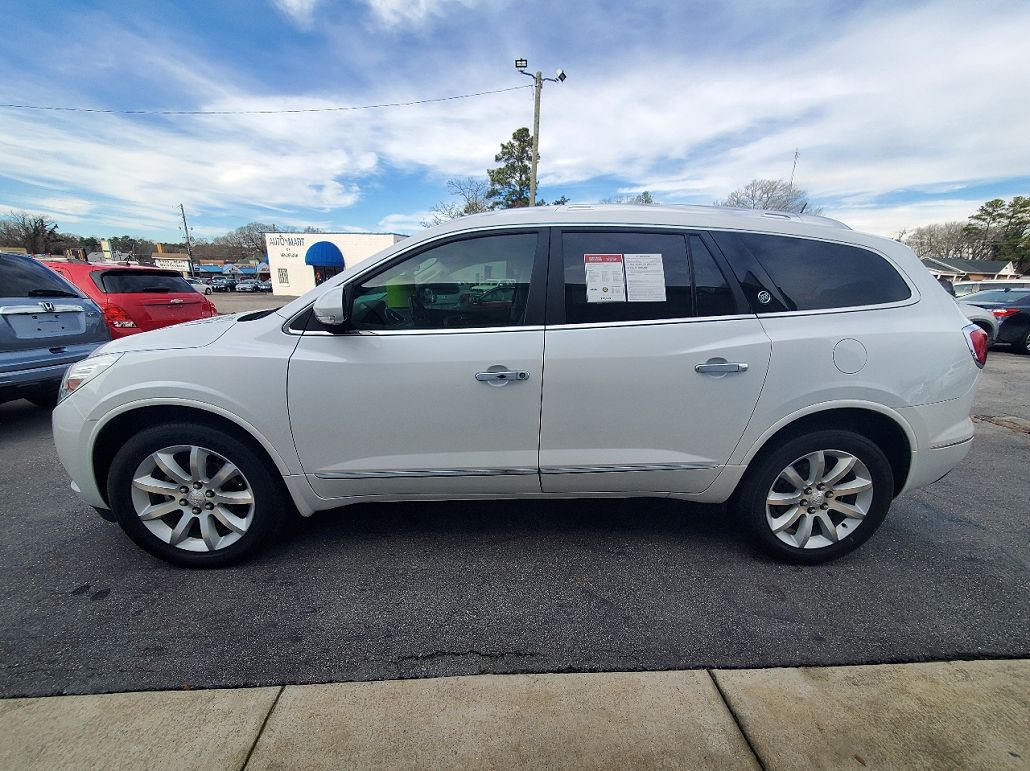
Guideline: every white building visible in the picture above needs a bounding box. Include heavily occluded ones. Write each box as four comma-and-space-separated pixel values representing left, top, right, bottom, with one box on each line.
265, 232, 406, 296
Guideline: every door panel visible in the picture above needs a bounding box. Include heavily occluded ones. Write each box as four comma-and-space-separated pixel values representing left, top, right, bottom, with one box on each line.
539, 228, 770, 494
289, 330, 544, 498
539, 319, 771, 493
288, 229, 548, 500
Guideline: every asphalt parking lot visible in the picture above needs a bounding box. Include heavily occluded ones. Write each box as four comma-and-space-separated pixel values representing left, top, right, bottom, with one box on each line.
0, 350, 1027, 698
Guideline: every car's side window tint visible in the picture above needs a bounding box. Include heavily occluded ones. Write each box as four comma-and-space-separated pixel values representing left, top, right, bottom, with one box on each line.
713, 232, 911, 312
348, 233, 537, 331
562, 232, 691, 324
689, 236, 736, 317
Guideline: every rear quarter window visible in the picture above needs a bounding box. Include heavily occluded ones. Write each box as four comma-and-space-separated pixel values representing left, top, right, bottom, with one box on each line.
713, 232, 911, 312
94, 271, 193, 293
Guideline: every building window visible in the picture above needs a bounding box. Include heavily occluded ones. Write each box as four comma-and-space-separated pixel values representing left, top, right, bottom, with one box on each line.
278, 268, 289, 285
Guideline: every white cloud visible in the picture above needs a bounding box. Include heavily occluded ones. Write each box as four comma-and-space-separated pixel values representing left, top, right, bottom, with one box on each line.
823, 198, 982, 239
271, 0, 322, 27
377, 211, 430, 233
1, 2, 1028, 238
30, 197, 96, 217
361, 0, 482, 26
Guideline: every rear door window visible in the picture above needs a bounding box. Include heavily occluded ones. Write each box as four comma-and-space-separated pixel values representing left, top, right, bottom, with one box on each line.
559, 230, 737, 324
712, 232, 911, 312
94, 271, 193, 294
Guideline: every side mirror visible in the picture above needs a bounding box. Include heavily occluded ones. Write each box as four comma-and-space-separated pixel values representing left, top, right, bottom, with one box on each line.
312, 285, 349, 327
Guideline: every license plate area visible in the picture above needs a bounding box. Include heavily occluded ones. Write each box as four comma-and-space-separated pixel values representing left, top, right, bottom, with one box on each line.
5, 311, 85, 339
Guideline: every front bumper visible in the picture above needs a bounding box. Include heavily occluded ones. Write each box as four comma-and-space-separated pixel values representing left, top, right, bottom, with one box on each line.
52, 394, 109, 511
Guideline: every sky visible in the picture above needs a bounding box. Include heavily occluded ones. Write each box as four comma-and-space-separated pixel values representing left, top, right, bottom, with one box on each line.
1, 0, 1028, 242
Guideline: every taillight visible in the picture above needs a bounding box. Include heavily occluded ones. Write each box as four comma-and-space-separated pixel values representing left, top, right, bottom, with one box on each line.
990, 307, 1020, 319
962, 323, 988, 368
203, 299, 218, 317
104, 304, 137, 329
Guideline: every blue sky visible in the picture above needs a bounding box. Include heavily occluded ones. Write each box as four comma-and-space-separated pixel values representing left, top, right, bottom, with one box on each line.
1, 0, 1028, 241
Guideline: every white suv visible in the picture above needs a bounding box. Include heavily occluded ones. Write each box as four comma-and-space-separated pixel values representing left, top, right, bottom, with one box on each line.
52, 205, 987, 567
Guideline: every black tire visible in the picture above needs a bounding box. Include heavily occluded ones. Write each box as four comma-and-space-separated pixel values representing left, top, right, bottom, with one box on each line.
735, 430, 894, 564
1014, 326, 1030, 355
107, 422, 287, 568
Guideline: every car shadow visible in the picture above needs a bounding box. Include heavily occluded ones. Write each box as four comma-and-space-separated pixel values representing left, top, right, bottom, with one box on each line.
283, 496, 744, 557
0, 399, 53, 439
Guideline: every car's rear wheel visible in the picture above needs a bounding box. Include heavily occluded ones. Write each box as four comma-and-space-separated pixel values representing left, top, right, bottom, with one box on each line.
735, 430, 893, 564
1015, 326, 1030, 354
107, 422, 286, 567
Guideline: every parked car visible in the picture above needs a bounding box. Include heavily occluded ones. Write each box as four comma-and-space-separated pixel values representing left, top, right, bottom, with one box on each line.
210, 277, 237, 292
235, 279, 261, 293
953, 279, 1030, 297
958, 300, 999, 345
1, 253, 110, 407
257, 280, 273, 292
965, 288, 1030, 353
186, 278, 212, 295
52, 205, 985, 568
42, 260, 218, 338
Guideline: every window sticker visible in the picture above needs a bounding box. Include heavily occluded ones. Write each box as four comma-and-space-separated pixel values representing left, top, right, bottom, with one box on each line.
624, 253, 666, 302
584, 253, 626, 303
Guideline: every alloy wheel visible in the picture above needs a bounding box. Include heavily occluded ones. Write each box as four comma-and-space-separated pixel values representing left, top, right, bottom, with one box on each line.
764, 449, 874, 549
130, 444, 255, 552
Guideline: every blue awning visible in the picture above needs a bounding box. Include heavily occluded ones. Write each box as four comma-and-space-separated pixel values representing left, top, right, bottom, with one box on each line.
305, 241, 345, 268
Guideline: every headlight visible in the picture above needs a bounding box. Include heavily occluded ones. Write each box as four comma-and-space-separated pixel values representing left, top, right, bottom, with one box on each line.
59, 353, 123, 402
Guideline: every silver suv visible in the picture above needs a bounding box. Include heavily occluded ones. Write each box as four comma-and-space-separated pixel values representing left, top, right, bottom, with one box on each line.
0, 253, 110, 407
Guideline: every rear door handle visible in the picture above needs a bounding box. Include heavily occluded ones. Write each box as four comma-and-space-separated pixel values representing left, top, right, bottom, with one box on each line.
475, 370, 530, 382
695, 362, 748, 373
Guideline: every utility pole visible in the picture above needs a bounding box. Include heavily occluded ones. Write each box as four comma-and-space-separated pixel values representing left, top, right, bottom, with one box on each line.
515, 59, 566, 207
179, 203, 196, 277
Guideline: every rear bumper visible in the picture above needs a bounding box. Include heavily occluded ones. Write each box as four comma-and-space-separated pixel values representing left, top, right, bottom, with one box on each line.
897, 381, 978, 495
904, 436, 974, 493
0, 344, 102, 400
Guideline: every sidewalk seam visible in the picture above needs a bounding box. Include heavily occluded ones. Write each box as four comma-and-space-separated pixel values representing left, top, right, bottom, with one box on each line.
707, 670, 767, 771
240, 685, 284, 771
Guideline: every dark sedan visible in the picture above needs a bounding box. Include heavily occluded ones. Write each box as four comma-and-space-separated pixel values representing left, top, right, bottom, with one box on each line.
967, 288, 1030, 353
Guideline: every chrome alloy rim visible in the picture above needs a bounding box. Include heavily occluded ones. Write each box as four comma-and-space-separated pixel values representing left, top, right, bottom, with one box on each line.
130, 445, 255, 553
765, 450, 874, 549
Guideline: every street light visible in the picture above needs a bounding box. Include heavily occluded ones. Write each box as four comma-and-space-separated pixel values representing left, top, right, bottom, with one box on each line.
515, 58, 566, 207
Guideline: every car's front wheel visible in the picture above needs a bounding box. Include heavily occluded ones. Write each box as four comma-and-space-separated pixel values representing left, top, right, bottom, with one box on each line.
735, 430, 893, 564
107, 422, 286, 567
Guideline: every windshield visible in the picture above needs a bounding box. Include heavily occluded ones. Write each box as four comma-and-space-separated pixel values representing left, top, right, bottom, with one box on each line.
971, 289, 1030, 303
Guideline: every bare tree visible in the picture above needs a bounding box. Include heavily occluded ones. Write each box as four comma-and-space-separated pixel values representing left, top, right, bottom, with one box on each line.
421, 178, 491, 227
902, 222, 970, 259
0, 210, 62, 253
715, 179, 820, 214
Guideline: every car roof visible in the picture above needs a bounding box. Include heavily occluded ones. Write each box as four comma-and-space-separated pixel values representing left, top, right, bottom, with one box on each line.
41, 259, 180, 276
423, 203, 850, 234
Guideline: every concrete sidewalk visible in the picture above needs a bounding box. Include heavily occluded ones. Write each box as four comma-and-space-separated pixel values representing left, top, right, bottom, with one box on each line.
1, 660, 1026, 770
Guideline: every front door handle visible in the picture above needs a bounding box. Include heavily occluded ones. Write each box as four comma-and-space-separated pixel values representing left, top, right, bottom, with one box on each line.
475, 370, 530, 383
695, 361, 748, 374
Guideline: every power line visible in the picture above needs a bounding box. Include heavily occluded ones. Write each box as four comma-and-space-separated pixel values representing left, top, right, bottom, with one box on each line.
0, 84, 531, 115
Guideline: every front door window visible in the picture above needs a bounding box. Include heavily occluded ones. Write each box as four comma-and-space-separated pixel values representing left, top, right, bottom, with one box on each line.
349, 233, 538, 330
